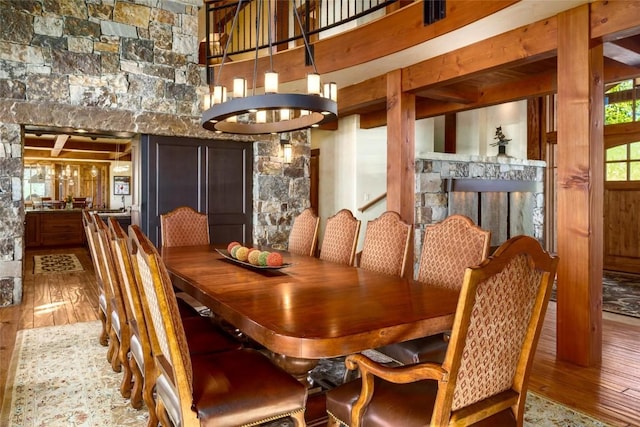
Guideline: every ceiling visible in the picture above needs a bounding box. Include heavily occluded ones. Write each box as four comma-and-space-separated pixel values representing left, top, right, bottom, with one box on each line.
24, 126, 133, 163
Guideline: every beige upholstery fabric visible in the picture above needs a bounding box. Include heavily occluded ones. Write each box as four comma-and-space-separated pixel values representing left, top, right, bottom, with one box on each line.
288, 208, 320, 256
160, 206, 210, 248
320, 209, 361, 266
359, 211, 411, 277
417, 214, 491, 289
452, 254, 542, 410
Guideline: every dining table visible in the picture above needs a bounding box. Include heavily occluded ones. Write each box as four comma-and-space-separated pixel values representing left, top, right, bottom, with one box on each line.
161, 245, 460, 386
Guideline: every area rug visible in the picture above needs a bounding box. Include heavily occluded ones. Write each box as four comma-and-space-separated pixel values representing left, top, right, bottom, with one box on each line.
552, 271, 640, 318
33, 254, 84, 274
602, 270, 640, 318
2, 321, 613, 427
1, 321, 147, 427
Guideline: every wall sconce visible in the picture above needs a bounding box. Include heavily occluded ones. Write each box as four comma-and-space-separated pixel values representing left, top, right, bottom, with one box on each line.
281, 133, 292, 164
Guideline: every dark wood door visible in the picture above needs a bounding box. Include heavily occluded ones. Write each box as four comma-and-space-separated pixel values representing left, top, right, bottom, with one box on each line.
141, 135, 253, 247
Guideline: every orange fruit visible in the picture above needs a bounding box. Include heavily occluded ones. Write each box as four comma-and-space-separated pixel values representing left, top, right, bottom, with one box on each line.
227, 241, 241, 253
266, 252, 283, 267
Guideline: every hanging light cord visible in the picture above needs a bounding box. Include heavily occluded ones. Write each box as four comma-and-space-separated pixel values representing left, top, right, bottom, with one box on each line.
215, 0, 243, 87
292, 0, 318, 74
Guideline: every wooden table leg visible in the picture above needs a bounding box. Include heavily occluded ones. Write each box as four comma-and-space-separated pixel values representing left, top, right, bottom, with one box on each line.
270, 353, 319, 388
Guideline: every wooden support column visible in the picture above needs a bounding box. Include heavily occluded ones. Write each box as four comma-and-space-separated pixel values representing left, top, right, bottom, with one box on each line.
387, 70, 415, 278
556, 5, 603, 366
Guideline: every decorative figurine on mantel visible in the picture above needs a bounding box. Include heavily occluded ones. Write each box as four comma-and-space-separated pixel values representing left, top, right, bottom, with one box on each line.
491, 126, 511, 156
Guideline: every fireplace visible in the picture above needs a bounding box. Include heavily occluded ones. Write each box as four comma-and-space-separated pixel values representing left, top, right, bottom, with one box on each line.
414, 153, 546, 273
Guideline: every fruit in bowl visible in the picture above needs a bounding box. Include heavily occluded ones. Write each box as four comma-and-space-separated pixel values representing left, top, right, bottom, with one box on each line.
227, 241, 241, 253
266, 252, 283, 267
235, 246, 250, 261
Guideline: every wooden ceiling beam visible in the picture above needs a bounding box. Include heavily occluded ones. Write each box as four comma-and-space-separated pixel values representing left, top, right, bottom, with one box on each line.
338, 75, 387, 116
51, 134, 69, 157
591, 0, 640, 42
24, 137, 127, 153
403, 17, 559, 93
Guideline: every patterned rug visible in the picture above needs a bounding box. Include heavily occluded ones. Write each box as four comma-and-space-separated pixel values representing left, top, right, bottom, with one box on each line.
1, 321, 612, 427
602, 270, 640, 318
33, 254, 84, 274
552, 271, 640, 318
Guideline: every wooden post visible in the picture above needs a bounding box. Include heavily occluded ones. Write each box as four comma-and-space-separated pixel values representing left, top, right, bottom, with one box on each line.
556, 5, 603, 366
386, 69, 415, 277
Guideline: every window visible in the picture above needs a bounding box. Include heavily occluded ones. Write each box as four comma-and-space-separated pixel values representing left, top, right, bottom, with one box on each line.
605, 78, 640, 125
606, 141, 640, 181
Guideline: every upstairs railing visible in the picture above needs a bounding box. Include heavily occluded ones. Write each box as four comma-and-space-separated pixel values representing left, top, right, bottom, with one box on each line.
203, 0, 400, 82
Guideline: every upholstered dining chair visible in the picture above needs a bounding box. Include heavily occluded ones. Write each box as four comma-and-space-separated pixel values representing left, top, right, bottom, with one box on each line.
109, 219, 241, 427
128, 224, 308, 427
81, 209, 110, 347
319, 209, 361, 266
93, 214, 132, 395
288, 207, 320, 256
358, 210, 411, 277
326, 235, 558, 427
376, 214, 491, 365
160, 206, 210, 248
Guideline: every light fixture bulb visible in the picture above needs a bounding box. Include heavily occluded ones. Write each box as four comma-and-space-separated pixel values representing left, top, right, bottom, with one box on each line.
307, 73, 321, 95
282, 142, 292, 164
323, 82, 337, 102
256, 110, 267, 123
265, 72, 278, 94
213, 85, 226, 104
233, 78, 247, 98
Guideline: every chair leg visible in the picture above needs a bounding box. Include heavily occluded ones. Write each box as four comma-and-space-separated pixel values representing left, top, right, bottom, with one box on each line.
108, 330, 122, 373
156, 398, 172, 427
129, 357, 144, 409
291, 410, 307, 427
99, 310, 108, 346
143, 368, 158, 427
119, 351, 132, 398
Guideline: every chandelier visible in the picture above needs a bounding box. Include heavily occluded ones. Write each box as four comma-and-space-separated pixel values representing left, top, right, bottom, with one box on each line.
201, 0, 338, 135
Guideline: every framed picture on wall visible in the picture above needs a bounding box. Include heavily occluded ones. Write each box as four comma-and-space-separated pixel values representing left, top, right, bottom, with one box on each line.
114, 176, 130, 195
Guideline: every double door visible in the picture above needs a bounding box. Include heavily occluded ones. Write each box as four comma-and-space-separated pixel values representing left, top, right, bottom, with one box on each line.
141, 135, 253, 247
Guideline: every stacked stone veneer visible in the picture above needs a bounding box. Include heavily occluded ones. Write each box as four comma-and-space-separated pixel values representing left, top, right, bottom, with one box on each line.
414, 153, 545, 273
253, 132, 311, 250
0, 0, 308, 306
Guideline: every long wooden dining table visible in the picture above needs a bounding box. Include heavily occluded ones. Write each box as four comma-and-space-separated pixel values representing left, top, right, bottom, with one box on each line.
162, 245, 460, 386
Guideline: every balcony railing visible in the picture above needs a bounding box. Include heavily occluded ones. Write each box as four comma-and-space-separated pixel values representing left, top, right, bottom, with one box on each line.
203, 0, 399, 82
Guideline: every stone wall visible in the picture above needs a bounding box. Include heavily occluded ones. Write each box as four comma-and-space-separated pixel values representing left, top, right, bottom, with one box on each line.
414, 153, 545, 275
0, 0, 307, 306
253, 131, 311, 250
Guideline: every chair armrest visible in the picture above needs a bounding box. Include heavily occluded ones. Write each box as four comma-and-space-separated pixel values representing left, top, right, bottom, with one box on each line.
346, 353, 448, 384
345, 353, 448, 426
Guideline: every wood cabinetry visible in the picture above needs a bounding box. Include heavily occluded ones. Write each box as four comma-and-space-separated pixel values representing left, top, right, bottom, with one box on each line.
25, 210, 85, 248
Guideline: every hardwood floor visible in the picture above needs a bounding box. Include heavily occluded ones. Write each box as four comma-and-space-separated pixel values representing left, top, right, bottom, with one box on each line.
1, 246, 639, 426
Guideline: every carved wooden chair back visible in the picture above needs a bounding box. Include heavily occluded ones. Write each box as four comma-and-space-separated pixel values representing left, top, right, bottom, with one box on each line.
417, 214, 491, 288
108, 218, 158, 422
93, 214, 131, 380
326, 235, 558, 427
319, 209, 361, 266
129, 225, 308, 427
81, 209, 110, 346
288, 208, 320, 256
129, 224, 197, 426
160, 206, 210, 247
359, 211, 411, 277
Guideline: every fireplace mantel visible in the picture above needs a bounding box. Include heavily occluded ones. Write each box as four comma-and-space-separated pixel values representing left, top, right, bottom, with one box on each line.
414, 153, 546, 276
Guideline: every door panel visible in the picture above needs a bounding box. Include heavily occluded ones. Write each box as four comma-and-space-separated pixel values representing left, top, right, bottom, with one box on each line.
604, 187, 640, 272
141, 135, 252, 247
